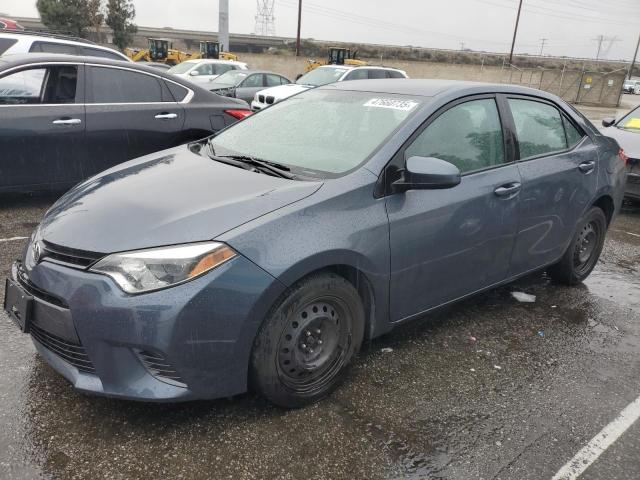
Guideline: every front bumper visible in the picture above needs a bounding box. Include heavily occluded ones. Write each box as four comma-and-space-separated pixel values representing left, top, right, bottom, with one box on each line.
7, 255, 285, 402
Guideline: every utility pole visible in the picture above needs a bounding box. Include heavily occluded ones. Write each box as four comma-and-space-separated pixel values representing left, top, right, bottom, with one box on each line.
219, 0, 229, 52
295, 0, 302, 56
508, 0, 523, 65
629, 33, 639, 79
593, 34, 604, 65
539, 38, 547, 56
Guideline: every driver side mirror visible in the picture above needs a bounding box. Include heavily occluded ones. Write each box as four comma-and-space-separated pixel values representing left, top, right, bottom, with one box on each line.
602, 117, 615, 128
189, 70, 200, 76
393, 156, 461, 192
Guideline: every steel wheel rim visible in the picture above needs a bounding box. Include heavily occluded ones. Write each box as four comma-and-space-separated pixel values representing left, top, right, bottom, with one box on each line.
276, 297, 352, 394
573, 220, 600, 275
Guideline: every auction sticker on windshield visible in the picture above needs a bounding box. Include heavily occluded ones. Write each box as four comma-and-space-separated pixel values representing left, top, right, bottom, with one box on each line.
364, 98, 419, 111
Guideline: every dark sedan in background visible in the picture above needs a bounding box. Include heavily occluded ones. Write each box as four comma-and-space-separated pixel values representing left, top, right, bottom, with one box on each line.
0, 54, 251, 193
208, 69, 290, 103
602, 108, 640, 201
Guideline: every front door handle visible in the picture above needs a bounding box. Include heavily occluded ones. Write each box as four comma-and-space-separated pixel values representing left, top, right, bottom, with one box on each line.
578, 161, 596, 173
494, 182, 522, 197
52, 118, 82, 126
154, 113, 178, 120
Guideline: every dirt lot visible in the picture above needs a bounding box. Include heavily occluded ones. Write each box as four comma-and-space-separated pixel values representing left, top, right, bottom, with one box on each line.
0, 98, 639, 480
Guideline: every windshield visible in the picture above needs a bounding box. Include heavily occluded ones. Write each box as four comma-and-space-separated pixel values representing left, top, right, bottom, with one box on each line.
209, 89, 421, 176
168, 62, 196, 74
296, 67, 349, 87
212, 70, 249, 87
617, 107, 640, 130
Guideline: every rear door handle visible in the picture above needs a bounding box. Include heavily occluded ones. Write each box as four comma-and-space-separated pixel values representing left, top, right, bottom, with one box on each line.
154, 113, 178, 120
494, 182, 521, 197
578, 161, 596, 173
52, 118, 81, 125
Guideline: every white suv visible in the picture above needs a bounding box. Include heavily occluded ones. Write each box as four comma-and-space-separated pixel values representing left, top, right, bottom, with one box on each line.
251, 64, 408, 110
0, 31, 130, 61
168, 59, 249, 85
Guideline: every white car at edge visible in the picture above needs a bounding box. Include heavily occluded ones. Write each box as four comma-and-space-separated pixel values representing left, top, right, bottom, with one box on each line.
168, 59, 249, 86
251, 64, 408, 110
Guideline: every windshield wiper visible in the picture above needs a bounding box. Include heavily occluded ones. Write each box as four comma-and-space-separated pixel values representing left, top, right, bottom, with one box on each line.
216, 154, 296, 179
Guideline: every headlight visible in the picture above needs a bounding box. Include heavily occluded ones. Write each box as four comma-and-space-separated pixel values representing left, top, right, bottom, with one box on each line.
90, 242, 236, 294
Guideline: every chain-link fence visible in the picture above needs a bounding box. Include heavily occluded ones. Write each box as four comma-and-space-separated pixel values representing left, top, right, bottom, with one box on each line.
501, 64, 626, 107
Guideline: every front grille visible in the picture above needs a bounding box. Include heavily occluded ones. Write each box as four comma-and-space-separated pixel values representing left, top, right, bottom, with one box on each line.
136, 350, 186, 388
41, 240, 104, 269
258, 94, 265, 103
265, 95, 275, 105
30, 323, 95, 374
16, 262, 68, 308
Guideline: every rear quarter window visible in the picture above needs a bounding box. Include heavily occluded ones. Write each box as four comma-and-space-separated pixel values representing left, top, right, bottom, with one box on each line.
81, 46, 125, 61
30, 41, 79, 55
165, 80, 189, 102
0, 38, 17, 55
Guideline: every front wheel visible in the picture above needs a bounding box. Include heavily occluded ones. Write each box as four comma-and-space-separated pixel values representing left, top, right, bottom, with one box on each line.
250, 273, 365, 408
548, 206, 607, 285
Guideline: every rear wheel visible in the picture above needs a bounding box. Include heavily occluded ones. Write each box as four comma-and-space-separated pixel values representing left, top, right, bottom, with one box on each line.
250, 273, 364, 408
548, 206, 607, 285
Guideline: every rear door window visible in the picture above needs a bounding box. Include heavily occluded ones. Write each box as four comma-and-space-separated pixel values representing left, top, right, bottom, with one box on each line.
265, 74, 284, 87
508, 98, 567, 159
387, 70, 405, 78
368, 69, 388, 79
242, 74, 264, 88
30, 41, 79, 55
0, 38, 18, 55
89, 66, 163, 103
405, 98, 505, 174
344, 69, 368, 81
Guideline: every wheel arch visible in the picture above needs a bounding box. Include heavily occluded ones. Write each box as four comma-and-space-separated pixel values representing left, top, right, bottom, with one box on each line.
592, 194, 615, 226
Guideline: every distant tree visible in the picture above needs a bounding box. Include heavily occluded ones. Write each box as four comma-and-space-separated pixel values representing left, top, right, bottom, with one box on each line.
87, 0, 104, 38
36, 0, 93, 37
105, 0, 137, 51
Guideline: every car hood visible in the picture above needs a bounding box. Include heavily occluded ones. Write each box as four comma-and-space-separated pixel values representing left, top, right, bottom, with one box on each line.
601, 126, 640, 159
257, 83, 312, 101
39, 145, 322, 254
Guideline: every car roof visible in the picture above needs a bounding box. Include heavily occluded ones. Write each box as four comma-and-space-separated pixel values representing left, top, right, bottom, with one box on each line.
316, 64, 403, 72
322, 78, 557, 99
181, 58, 245, 65
0, 53, 134, 68
222, 69, 282, 75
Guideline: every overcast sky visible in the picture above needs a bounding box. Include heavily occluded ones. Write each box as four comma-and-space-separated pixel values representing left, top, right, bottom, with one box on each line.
3, 0, 639, 60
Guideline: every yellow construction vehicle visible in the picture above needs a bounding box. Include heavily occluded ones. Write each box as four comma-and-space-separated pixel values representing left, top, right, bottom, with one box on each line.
193, 41, 238, 61
305, 47, 367, 72
125, 38, 194, 65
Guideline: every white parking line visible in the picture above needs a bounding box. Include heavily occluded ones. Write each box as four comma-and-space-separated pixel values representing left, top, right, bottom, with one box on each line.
0, 236, 28, 243
551, 395, 640, 480
613, 229, 640, 238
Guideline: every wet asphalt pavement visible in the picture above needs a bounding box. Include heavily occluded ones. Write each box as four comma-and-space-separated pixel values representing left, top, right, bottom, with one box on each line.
1, 98, 639, 480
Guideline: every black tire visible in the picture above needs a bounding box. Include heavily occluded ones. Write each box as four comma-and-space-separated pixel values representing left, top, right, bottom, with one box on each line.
250, 272, 365, 408
548, 206, 607, 285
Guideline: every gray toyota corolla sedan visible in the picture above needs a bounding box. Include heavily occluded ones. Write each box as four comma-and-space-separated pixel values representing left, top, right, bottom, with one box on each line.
4, 80, 627, 407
